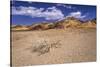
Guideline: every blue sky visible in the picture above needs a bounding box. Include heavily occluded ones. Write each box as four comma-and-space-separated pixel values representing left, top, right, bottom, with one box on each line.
11, 0, 96, 25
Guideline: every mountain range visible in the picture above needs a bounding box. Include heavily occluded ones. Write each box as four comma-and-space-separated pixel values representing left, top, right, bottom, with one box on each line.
11, 17, 96, 31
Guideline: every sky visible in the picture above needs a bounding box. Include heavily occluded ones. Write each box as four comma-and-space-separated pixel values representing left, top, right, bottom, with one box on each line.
11, 0, 96, 25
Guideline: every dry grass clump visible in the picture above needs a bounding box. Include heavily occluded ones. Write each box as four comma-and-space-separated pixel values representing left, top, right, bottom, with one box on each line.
30, 40, 61, 56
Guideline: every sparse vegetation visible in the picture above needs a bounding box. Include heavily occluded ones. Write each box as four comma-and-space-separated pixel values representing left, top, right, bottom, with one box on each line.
30, 40, 61, 56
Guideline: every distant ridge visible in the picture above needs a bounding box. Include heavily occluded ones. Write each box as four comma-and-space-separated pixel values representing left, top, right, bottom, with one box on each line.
11, 17, 96, 31
55, 17, 81, 29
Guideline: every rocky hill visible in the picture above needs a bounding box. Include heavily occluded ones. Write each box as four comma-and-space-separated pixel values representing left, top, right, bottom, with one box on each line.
55, 17, 81, 29
11, 17, 96, 31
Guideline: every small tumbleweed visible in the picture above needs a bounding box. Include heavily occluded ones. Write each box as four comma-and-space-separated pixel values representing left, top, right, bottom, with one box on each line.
30, 40, 62, 56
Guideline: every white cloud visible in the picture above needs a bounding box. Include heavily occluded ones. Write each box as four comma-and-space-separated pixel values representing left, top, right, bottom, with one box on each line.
66, 11, 86, 19
56, 4, 75, 9
12, 6, 64, 20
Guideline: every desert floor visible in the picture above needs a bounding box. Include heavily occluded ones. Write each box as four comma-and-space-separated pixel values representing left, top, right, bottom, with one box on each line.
11, 28, 96, 66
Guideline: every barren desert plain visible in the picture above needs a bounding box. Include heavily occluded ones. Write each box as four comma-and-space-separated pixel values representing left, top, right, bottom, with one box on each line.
11, 27, 96, 66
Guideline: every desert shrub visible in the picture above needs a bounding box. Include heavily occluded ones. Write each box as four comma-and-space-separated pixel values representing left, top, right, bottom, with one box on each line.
50, 40, 61, 48
32, 44, 50, 56
30, 40, 61, 56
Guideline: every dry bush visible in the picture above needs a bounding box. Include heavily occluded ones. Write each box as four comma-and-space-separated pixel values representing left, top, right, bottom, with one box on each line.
30, 40, 61, 56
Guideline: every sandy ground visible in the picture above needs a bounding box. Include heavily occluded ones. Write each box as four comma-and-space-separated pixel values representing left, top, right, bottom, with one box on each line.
11, 28, 96, 66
